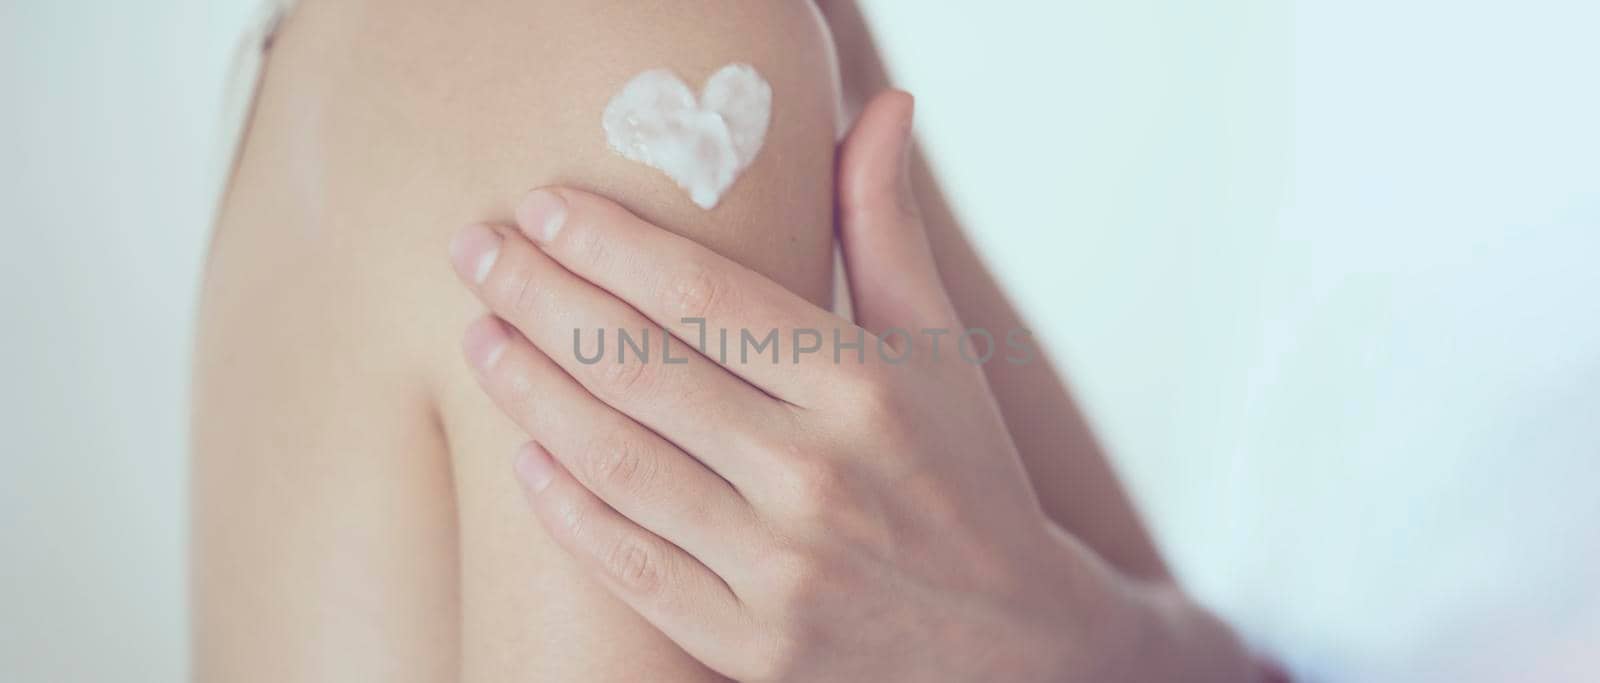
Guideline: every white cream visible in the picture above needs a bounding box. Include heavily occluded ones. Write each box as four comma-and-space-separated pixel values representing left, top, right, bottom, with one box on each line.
602, 64, 772, 210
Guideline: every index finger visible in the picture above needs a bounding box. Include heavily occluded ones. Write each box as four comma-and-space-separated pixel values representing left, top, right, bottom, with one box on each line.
515, 188, 873, 407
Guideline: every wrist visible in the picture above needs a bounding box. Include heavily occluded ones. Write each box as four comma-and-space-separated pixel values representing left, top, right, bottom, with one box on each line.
1025, 524, 1258, 682
1112, 579, 1258, 682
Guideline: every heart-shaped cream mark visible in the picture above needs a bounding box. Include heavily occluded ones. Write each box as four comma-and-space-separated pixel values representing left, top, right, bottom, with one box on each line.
602, 64, 773, 209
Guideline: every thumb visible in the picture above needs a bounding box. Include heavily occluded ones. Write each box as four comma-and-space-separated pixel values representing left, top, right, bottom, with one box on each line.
836, 90, 956, 336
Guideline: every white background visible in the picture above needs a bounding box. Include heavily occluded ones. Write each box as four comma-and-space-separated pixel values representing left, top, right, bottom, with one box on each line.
3, 1, 1597, 681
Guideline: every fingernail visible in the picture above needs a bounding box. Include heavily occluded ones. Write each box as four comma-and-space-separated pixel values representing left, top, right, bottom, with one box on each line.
463, 316, 509, 372
900, 93, 916, 148
895, 98, 917, 211
451, 224, 502, 285
517, 189, 567, 244
515, 443, 556, 492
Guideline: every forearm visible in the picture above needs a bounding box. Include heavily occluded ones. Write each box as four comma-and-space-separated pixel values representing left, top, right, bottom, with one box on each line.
1121, 581, 1259, 682
1024, 527, 1256, 682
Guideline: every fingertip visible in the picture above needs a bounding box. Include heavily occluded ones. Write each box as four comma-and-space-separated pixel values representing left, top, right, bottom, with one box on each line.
885, 89, 915, 129
450, 223, 504, 285
514, 442, 557, 493
463, 315, 511, 373
863, 90, 915, 142
833, 89, 950, 334
838, 89, 918, 217
516, 188, 569, 244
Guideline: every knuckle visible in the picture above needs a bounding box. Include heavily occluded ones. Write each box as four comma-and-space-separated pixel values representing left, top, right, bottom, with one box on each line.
547, 495, 588, 543
604, 536, 663, 595
770, 551, 824, 603
844, 360, 891, 401
594, 357, 653, 398
496, 367, 542, 423
736, 417, 808, 467
661, 260, 727, 322
840, 368, 904, 428
503, 261, 545, 319
566, 219, 613, 272
583, 435, 655, 496
782, 460, 851, 521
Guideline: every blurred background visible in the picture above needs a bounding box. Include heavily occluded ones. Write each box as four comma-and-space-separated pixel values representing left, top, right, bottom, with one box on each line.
3, 1, 1596, 680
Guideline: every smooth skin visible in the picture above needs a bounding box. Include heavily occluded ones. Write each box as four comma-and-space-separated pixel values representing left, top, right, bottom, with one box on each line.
449, 92, 1257, 681
195, 2, 841, 679
196, 0, 1248, 678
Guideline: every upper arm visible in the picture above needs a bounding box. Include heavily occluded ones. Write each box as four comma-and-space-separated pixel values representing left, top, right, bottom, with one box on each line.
297, 0, 841, 307
238, 1, 843, 679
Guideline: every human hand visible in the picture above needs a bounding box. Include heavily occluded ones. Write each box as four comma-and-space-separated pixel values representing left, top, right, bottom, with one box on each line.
448, 92, 1254, 682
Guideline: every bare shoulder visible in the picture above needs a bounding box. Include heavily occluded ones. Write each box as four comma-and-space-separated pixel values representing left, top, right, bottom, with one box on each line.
220, 0, 843, 378
203, 0, 843, 679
